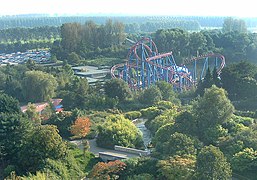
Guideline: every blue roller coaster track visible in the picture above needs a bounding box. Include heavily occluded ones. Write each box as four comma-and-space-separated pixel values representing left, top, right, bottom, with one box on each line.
111, 37, 225, 91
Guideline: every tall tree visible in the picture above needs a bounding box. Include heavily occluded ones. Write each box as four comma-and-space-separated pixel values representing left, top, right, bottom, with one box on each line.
0, 93, 20, 114
193, 85, 234, 144
22, 71, 58, 102
25, 102, 41, 124
231, 148, 257, 172
0, 113, 32, 164
156, 81, 180, 103
195, 145, 232, 180
195, 67, 214, 96
221, 61, 257, 100
189, 32, 207, 55
223, 17, 247, 33
139, 85, 162, 105
61, 23, 83, 54
67, 52, 80, 64
159, 132, 197, 157
104, 78, 132, 102
18, 125, 67, 172
60, 77, 89, 109
154, 29, 189, 59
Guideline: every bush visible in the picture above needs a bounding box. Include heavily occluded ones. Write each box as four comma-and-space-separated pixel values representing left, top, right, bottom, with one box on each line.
3, 165, 16, 178
121, 157, 158, 179
155, 100, 175, 110
140, 106, 161, 120
234, 110, 255, 118
145, 109, 178, 134
124, 111, 142, 120
139, 86, 162, 105
127, 173, 155, 180
96, 115, 144, 149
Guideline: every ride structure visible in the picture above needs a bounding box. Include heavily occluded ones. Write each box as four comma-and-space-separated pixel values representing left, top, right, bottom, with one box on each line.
111, 37, 225, 91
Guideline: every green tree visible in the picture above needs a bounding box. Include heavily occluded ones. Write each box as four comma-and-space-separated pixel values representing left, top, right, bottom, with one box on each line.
152, 123, 175, 148
60, 77, 89, 109
173, 111, 197, 137
104, 78, 132, 102
4, 75, 23, 101
26, 59, 36, 70
203, 125, 228, 145
96, 114, 143, 149
60, 23, 82, 54
50, 55, 58, 63
145, 109, 177, 134
189, 32, 207, 55
160, 132, 197, 157
22, 71, 58, 102
156, 81, 180, 104
154, 29, 189, 59
157, 155, 196, 180
121, 157, 158, 179
220, 127, 257, 159
0, 70, 6, 90
18, 125, 67, 172
195, 145, 232, 180
231, 148, 257, 172
223, 17, 247, 33
0, 113, 32, 163
139, 85, 162, 105
0, 93, 20, 114
221, 61, 257, 101
193, 85, 234, 144
127, 173, 154, 180
68, 52, 80, 64
25, 102, 41, 124
195, 67, 213, 96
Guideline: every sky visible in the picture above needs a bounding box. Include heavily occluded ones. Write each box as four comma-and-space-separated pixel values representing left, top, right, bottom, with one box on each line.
0, 0, 256, 17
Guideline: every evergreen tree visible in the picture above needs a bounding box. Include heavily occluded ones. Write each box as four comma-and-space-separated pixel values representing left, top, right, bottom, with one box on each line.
196, 67, 213, 96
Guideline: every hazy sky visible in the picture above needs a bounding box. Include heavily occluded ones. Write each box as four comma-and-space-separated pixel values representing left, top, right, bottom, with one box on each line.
0, 0, 256, 17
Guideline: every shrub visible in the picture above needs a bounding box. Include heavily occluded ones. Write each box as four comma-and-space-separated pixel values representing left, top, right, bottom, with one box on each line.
124, 111, 142, 120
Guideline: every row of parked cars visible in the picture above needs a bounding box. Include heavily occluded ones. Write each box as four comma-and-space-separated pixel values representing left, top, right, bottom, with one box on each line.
0, 50, 51, 65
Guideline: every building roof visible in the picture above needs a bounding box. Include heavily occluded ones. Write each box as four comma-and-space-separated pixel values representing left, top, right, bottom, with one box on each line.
20, 98, 63, 113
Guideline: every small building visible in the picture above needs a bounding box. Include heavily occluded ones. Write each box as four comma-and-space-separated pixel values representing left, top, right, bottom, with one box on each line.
20, 98, 63, 114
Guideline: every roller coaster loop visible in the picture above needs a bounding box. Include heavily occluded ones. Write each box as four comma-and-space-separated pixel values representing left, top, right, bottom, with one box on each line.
111, 37, 225, 91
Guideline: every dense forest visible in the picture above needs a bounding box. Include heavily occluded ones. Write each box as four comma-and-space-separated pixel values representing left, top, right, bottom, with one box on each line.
1, 15, 257, 29
1, 15, 257, 179
50, 17, 257, 64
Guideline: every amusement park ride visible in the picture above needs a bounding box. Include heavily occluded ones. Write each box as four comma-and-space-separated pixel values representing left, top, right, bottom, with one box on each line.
111, 37, 225, 91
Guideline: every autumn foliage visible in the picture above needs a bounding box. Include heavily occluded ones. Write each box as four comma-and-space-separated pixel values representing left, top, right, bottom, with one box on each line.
70, 117, 91, 138
88, 160, 126, 180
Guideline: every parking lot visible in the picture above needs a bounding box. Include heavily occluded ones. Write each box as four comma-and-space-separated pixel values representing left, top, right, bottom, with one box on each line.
0, 50, 51, 65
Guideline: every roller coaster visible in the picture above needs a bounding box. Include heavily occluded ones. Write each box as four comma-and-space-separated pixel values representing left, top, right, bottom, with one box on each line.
111, 37, 225, 91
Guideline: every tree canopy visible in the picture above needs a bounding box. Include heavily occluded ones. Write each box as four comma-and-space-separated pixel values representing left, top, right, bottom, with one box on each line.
0, 93, 20, 114
22, 70, 58, 102
195, 145, 232, 180
193, 85, 234, 144
96, 114, 143, 149
104, 78, 132, 102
